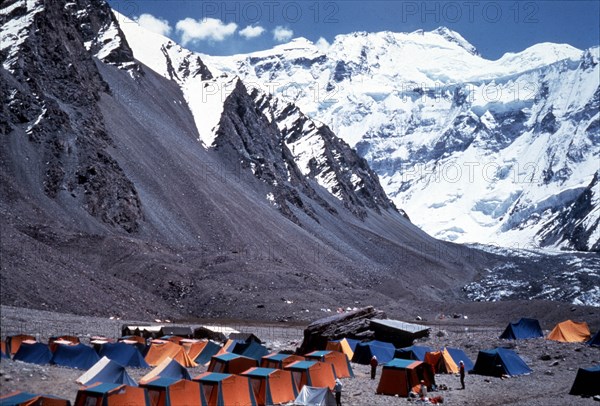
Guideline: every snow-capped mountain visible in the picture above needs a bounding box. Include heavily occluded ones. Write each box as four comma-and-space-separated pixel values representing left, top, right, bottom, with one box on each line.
4, 0, 489, 319
198, 29, 599, 252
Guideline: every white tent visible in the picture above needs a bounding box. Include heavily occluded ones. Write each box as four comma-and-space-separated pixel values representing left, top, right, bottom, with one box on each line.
294, 386, 336, 406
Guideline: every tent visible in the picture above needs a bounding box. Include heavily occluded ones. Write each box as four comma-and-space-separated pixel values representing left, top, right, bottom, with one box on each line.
49, 336, 80, 352
141, 377, 202, 406
588, 331, 600, 347
76, 356, 137, 387
370, 319, 431, 348
145, 340, 197, 367
118, 336, 148, 356
445, 347, 474, 371
74, 383, 149, 406
179, 340, 220, 365
5, 335, 36, 356
0, 391, 71, 406
98, 342, 149, 368
261, 353, 305, 369
13, 342, 52, 365
242, 367, 298, 406
284, 360, 337, 391
547, 320, 591, 343
424, 348, 458, 374
500, 318, 543, 340
193, 372, 257, 406
140, 357, 191, 385
230, 340, 269, 361
471, 348, 531, 377
159, 335, 185, 344
51, 343, 100, 370
161, 326, 193, 339
394, 345, 432, 362
229, 333, 262, 344
351, 340, 395, 364
569, 365, 600, 397
207, 353, 258, 375
325, 338, 355, 361
1, 341, 8, 359
305, 350, 354, 378
376, 359, 435, 397
293, 386, 336, 406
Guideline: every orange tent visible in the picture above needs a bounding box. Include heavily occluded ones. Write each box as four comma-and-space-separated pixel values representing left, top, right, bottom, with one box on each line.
207, 353, 257, 375
284, 360, 336, 391
261, 353, 305, 369
0, 341, 7, 358
145, 340, 197, 367
424, 348, 459, 373
74, 382, 149, 406
376, 359, 435, 397
141, 377, 201, 406
326, 338, 354, 361
119, 336, 146, 345
242, 367, 298, 406
6, 334, 36, 356
547, 320, 591, 342
305, 350, 354, 378
193, 372, 257, 406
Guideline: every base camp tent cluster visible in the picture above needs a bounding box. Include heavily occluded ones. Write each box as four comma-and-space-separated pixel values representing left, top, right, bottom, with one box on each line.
2, 315, 598, 403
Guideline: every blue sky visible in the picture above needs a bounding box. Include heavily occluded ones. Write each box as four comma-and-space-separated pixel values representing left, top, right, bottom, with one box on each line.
107, 1, 600, 59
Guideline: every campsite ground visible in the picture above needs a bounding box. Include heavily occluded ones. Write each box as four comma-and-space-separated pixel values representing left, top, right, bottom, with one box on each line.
1, 305, 598, 405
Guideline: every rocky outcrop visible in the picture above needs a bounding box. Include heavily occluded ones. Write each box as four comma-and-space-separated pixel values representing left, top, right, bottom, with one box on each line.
2, 0, 143, 232
298, 306, 386, 354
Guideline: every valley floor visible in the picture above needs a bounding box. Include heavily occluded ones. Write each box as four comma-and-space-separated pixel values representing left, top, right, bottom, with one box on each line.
1, 306, 598, 405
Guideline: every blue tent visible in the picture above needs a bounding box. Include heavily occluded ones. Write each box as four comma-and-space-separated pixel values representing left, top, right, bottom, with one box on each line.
499, 318, 543, 340
569, 365, 600, 396
351, 340, 395, 364
51, 343, 100, 369
587, 331, 600, 347
77, 356, 138, 387
394, 345, 432, 361
445, 347, 474, 371
0, 392, 38, 406
143, 358, 191, 383
98, 342, 149, 368
194, 341, 220, 365
231, 340, 269, 361
471, 348, 531, 377
13, 342, 52, 365
0, 391, 71, 406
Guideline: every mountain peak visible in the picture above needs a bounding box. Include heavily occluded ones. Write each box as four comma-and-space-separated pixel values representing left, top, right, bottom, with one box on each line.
431, 26, 479, 55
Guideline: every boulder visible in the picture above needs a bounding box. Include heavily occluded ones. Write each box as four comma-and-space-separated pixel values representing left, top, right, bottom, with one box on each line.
297, 306, 385, 354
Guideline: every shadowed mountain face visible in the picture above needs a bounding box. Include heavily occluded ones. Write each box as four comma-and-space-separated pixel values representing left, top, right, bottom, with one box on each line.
1, 0, 484, 320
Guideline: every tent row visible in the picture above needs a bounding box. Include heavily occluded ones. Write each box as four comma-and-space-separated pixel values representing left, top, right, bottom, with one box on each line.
373, 346, 532, 399
73, 362, 332, 406
4, 338, 222, 370
499, 318, 595, 343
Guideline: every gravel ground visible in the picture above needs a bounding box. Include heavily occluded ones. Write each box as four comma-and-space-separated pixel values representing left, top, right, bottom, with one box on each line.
1, 306, 599, 405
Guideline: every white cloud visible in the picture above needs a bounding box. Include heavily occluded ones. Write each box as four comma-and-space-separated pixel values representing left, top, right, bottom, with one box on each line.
135, 13, 172, 37
239, 25, 265, 39
315, 37, 330, 52
272, 26, 293, 42
175, 17, 237, 45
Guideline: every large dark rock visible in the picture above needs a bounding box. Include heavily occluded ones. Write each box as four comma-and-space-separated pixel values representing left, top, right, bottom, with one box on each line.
297, 306, 386, 354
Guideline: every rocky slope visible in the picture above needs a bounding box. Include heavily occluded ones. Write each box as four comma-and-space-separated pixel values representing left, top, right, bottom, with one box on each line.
1, 0, 484, 320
